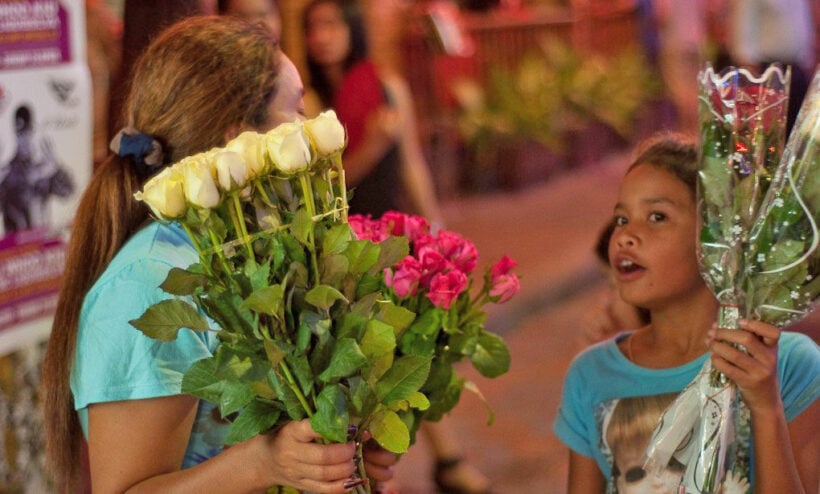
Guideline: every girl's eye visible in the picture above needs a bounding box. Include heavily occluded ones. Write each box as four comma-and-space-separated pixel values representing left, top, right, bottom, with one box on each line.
648, 212, 667, 222
614, 216, 628, 226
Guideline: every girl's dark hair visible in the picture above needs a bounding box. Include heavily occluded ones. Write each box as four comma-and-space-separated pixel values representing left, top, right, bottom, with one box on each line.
303, 0, 369, 107
41, 16, 280, 491
627, 132, 699, 195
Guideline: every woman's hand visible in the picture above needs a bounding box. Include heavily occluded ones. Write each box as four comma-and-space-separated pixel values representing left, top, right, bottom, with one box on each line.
251, 419, 361, 493
708, 318, 781, 413
362, 440, 398, 484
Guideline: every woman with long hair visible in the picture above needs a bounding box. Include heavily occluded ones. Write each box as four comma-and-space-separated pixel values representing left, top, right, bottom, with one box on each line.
42, 16, 395, 493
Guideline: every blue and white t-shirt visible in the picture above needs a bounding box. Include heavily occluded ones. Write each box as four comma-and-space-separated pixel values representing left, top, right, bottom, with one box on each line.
554, 331, 820, 493
71, 221, 229, 468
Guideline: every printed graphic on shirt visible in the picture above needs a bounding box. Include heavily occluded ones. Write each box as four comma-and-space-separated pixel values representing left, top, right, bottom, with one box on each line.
596, 393, 752, 494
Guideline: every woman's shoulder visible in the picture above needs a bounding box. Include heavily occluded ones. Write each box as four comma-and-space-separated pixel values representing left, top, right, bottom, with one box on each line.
90, 222, 196, 293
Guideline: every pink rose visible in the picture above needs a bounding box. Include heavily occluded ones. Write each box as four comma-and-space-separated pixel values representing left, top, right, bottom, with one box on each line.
385, 256, 422, 298
349, 214, 388, 242
417, 246, 450, 288
436, 230, 478, 274
489, 255, 519, 303
404, 215, 431, 242
489, 273, 520, 303
380, 211, 409, 236
491, 255, 517, 278
381, 211, 431, 243
426, 270, 468, 309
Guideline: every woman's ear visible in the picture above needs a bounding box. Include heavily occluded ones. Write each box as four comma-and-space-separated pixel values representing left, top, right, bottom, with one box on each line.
224, 122, 249, 143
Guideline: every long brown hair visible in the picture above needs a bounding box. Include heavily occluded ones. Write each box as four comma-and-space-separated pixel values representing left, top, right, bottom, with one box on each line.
41, 16, 280, 490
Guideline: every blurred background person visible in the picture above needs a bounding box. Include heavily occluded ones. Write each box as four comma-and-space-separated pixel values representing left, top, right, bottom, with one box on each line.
217, 0, 282, 40
302, 0, 443, 224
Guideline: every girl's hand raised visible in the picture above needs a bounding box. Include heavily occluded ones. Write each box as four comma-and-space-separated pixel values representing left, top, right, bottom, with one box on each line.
708, 319, 781, 413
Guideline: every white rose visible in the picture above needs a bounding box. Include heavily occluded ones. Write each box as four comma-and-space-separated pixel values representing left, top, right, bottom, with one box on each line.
179, 152, 221, 209
265, 121, 312, 174
304, 110, 346, 156
215, 150, 250, 191
225, 131, 269, 178
134, 166, 187, 219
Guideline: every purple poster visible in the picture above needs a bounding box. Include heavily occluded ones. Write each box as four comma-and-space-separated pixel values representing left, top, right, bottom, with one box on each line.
0, 0, 71, 70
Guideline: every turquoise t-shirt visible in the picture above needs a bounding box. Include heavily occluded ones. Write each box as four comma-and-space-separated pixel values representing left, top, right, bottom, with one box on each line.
554, 331, 820, 493
71, 221, 229, 467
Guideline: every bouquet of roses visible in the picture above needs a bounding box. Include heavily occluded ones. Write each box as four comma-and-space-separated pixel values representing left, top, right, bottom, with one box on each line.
349, 212, 516, 432
644, 65, 820, 493
129, 110, 515, 493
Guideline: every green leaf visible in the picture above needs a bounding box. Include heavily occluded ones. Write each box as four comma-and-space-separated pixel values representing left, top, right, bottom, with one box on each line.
320, 253, 349, 286
349, 376, 377, 417
305, 284, 349, 312
369, 407, 409, 453
370, 236, 409, 274
241, 285, 285, 315
360, 320, 396, 359
375, 355, 431, 404
318, 338, 368, 382
292, 208, 314, 246
464, 380, 495, 425
287, 354, 315, 397
361, 320, 397, 381
310, 384, 349, 443
247, 261, 271, 291
376, 303, 416, 336
181, 357, 223, 403
199, 291, 255, 338
160, 268, 209, 295
323, 224, 352, 255
129, 299, 210, 342
345, 240, 381, 274
180, 352, 255, 416
218, 381, 255, 417
225, 399, 282, 445
407, 308, 441, 336
471, 331, 511, 378
267, 370, 306, 420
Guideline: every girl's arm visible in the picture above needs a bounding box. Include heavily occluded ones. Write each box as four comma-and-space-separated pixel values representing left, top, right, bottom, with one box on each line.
87, 395, 361, 493
709, 319, 818, 493
382, 74, 444, 225
568, 450, 606, 494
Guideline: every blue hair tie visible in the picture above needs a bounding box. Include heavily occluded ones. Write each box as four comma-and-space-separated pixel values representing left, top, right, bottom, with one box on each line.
109, 127, 165, 179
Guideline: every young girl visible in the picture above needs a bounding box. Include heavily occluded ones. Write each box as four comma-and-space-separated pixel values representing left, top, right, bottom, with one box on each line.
554, 134, 819, 493
41, 16, 395, 493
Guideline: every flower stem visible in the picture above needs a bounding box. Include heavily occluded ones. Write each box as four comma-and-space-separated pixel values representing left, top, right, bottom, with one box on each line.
180, 223, 214, 277
279, 360, 314, 418
298, 172, 321, 285
207, 228, 234, 278
230, 193, 256, 263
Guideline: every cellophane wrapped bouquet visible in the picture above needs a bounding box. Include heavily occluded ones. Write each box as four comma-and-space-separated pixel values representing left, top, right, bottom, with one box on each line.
643, 66, 820, 492
129, 111, 515, 493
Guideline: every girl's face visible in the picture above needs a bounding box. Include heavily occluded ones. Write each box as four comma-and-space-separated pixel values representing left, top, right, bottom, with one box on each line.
609, 163, 703, 311
305, 2, 351, 68
262, 54, 306, 129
